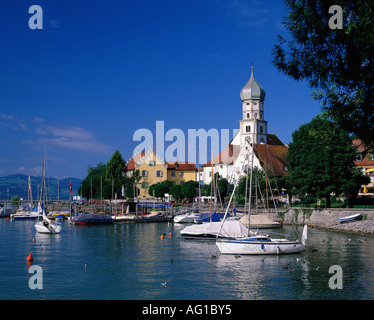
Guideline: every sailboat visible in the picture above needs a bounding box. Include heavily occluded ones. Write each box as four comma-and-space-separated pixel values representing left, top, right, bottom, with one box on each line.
35, 204, 62, 234
181, 155, 249, 240
216, 115, 307, 255
34, 145, 62, 234
216, 226, 307, 254
11, 171, 40, 220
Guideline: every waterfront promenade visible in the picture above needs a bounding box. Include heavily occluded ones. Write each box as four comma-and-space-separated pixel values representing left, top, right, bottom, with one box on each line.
55, 201, 374, 235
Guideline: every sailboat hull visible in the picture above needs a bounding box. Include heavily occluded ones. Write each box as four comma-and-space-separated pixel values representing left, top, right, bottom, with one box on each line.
216, 238, 305, 255
35, 221, 62, 234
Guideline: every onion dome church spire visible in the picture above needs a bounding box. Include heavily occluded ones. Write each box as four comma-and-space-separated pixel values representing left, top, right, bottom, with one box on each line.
239, 66, 268, 146
240, 66, 266, 101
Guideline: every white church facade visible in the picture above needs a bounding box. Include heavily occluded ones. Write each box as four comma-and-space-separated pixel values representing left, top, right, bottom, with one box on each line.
202, 67, 289, 184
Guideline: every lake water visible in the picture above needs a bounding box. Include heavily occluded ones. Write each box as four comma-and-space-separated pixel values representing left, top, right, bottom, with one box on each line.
1, 218, 374, 300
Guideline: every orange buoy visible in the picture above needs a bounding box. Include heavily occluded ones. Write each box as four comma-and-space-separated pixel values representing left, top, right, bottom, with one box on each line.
169, 232, 173, 237
26, 253, 33, 261
32, 238, 35, 242
160, 235, 165, 240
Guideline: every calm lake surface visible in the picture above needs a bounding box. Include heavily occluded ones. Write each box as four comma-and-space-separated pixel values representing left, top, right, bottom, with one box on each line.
1, 219, 374, 300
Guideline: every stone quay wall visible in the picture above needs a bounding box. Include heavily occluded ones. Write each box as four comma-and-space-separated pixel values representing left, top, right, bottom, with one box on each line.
281, 207, 374, 236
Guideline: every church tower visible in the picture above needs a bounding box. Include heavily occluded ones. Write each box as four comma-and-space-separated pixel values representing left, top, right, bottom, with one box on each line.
239, 67, 267, 148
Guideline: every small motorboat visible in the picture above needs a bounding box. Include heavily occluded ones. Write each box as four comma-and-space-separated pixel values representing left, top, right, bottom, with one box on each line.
338, 213, 362, 224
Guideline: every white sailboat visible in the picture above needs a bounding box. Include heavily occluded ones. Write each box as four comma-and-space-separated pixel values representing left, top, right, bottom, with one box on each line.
34, 145, 62, 234
216, 226, 307, 255
11, 171, 40, 220
216, 114, 307, 255
35, 205, 62, 234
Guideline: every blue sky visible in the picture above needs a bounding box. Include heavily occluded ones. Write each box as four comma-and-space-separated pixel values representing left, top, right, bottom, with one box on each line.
0, 0, 321, 179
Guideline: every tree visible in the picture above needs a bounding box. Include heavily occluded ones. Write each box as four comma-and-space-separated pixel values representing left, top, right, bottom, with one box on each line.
272, 0, 374, 146
11, 195, 21, 206
169, 184, 182, 200
287, 116, 369, 207
181, 180, 199, 201
79, 156, 131, 200
80, 162, 107, 199
148, 180, 173, 198
105, 150, 126, 183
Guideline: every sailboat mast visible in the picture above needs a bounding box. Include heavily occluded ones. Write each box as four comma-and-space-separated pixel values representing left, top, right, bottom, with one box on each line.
247, 114, 257, 233
210, 149, 214, 223
28, 170, 32, 204
197, 148, 201, 213
264, 161, 269, 215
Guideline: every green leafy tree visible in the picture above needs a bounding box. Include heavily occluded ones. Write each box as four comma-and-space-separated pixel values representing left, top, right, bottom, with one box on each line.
181, 180, 199, 201
201, 183, 211, 197
125, 184, 140, 200
80, 154, 131, 200
287, 116, 369, 207
169, 184, 182, 200
238, 167, 266, 198
148, 180, 173, 198
272, 0, 374, 146
125, 169, 142, 200
211, 173, 229, 203
11, 195, 21, 206
80, 162, 107, 199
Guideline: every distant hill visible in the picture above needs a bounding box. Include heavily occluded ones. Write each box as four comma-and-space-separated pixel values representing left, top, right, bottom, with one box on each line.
0, 174, 81, 201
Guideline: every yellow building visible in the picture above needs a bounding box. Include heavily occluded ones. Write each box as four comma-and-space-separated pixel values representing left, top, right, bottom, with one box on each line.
166, 161, 197, 186
126, 149, 196, 198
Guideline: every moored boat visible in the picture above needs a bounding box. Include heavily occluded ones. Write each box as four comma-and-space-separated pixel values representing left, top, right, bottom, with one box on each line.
216, 226, 308, 255
0, 204, 17, 218
55, 214, 65, 221
11, 211, 39, 220
181, 220, 248, 240
73, 213, 114, 225
173, 212, 200, 223
35, 218, 62, 234
338, 213, 362, 224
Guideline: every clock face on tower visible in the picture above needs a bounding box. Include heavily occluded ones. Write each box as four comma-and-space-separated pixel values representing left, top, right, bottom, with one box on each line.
245, 136, 250, 144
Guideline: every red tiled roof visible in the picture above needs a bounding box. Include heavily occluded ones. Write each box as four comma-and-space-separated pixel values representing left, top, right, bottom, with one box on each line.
126, 152, 145, 170
353, 139, 367, 154
254, 144, 289, 177
353, 139, 374, 167
266, 134, 285, 146
355, 153, 374, 167
166, 162, 196, 170
202, 144, 240, 167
